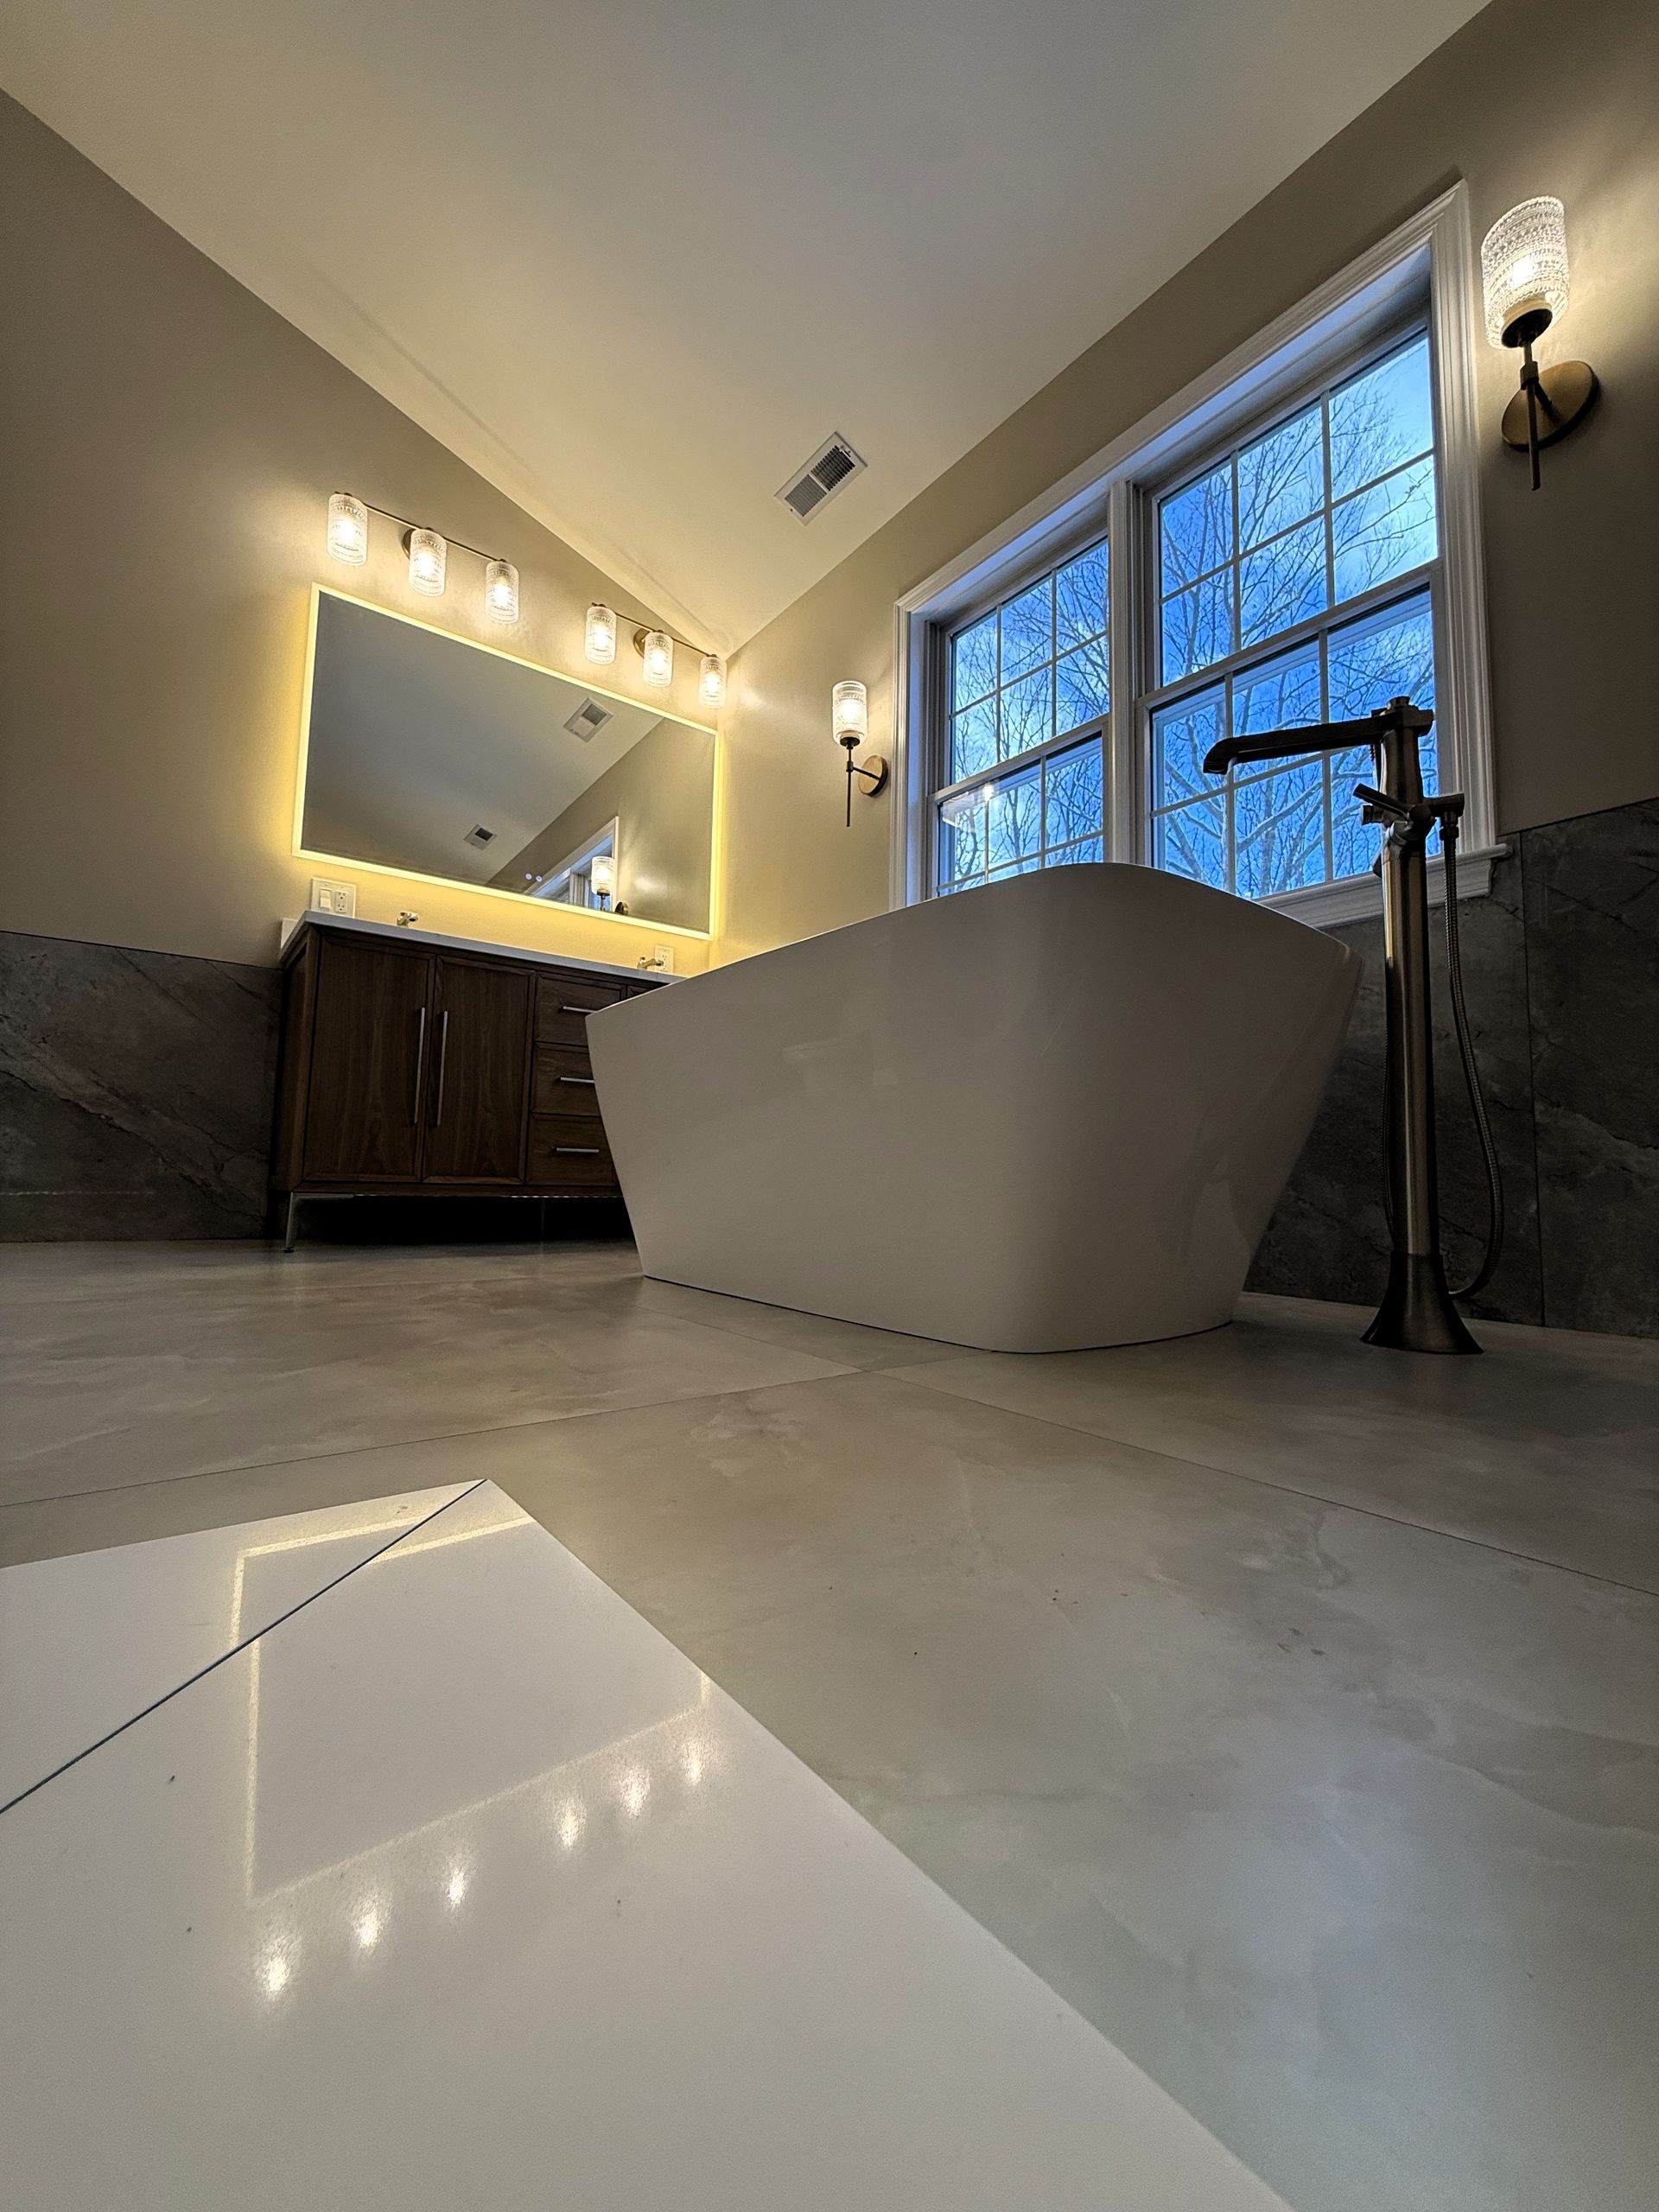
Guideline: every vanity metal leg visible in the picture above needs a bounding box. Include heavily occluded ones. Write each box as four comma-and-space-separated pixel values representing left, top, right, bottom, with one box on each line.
283, 1192, 300, 1254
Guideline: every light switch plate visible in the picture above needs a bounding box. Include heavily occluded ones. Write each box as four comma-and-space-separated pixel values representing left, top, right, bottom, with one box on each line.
310, 877, 357, 917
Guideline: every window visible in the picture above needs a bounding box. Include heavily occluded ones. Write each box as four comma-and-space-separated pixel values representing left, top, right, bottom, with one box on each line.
935, 537, 1109, 892
895, 188, 1494, 926
1148, 331, 1440, 898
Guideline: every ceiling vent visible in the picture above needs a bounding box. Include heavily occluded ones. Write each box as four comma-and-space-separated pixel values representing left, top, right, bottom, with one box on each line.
563, 698, 613, 742
777, 433, 866, 522
463, 823, 496, 849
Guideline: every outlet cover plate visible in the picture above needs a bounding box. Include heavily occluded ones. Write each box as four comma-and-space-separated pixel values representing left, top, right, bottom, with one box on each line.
310, 877, 357, 917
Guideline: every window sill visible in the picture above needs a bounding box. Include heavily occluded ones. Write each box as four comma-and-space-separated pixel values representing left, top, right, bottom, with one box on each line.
1262, 842, 1506, 929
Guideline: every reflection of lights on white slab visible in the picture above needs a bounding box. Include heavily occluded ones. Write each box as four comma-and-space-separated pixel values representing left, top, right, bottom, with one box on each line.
618, 1769, 650, 1819
447, 1868, 468, 1906
556, 1802, 584, 1852
260, 1950, 291, 1997
681, 1742, 705, 1787
354, 1908, 381, 1951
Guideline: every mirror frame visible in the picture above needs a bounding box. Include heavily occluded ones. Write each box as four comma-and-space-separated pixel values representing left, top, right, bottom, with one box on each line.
293, 584, 719, 942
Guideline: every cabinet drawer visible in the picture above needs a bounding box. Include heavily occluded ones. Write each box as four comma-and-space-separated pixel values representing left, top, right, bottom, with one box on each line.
531, 1043, 600, 1116
528, 1116, 614, 1185
535, 974, 625, 1047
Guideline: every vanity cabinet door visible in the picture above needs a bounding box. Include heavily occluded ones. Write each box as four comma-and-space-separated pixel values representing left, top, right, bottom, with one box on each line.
422, 957, 533, 1185
302, 938, 433, 1184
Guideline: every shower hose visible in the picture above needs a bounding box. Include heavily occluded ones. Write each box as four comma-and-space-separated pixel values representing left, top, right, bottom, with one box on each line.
1378, 805, 1505, 1301
1438, 812, 1505, 1300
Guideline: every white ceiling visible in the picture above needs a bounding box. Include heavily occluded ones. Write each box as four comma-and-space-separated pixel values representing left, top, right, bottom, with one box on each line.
2, 0, 1483, 652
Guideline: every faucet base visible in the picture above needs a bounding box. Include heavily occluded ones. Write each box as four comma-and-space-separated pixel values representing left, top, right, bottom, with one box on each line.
1363, 1253, 1482, 1356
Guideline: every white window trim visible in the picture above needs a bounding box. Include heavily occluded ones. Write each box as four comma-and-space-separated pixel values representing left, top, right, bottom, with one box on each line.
892, 184, 1500, 925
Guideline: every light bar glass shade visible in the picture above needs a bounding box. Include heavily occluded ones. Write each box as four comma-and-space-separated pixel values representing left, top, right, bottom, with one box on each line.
484, 558, 519, 623
831, 678, 868, 745
585, 603, 618, 664
698, 653, 726, 709
1481, 196, 1570, 347
641, 630, 674, 689
327, 492, 368, 564
407, 527, 447, 595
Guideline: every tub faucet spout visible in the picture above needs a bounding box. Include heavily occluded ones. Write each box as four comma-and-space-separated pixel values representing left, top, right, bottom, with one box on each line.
1205, 695, 1482, 1357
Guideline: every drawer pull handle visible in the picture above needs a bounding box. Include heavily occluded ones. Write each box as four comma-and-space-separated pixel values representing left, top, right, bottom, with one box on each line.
560, 1004, 595, 1015
553, 1145, 601, 1156
558, 1075, 596, 1087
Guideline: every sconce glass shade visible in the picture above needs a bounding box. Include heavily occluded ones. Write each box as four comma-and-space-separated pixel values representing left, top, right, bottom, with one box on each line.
831, 678, 868, 746
698, 653, 726, 709
588, 853, 616, 899
1482, 197, 1570, 348
407, 527, 447, 595
641, 629, 674, 689
484, 558, 519, 623
327, 492, 368, 564
585, 602, 618, 664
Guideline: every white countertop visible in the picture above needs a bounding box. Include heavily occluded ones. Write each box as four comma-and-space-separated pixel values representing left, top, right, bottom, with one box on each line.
280, 908, 676, 981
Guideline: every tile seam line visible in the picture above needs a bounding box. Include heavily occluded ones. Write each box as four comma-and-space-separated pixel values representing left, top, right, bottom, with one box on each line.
0, 1480, 490, 1821
876, 1368, 1659, 1602
0, 1359, 860, 1516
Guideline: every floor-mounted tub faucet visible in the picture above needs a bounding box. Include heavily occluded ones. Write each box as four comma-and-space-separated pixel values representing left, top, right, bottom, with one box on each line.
1205, 696, 1495, 1356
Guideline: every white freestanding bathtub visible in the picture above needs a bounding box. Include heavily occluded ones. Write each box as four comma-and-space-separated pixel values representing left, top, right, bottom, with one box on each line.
588, 864, 1358, 1353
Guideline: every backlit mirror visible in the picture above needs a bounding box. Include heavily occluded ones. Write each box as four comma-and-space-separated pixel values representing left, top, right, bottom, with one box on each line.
299, 590, 715, 932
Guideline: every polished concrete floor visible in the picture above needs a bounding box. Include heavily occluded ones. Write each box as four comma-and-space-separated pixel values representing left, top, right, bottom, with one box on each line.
3, 1238, 1657, 2211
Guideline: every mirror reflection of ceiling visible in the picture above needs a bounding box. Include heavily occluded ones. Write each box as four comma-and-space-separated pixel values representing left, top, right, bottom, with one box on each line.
303, 596, 672, 887
0, 0, 1485, 652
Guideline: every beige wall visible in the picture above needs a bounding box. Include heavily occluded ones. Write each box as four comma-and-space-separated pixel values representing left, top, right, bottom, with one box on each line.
715, 0, 1659, 963
0, 93, 713, 976
491, 715, 715, 936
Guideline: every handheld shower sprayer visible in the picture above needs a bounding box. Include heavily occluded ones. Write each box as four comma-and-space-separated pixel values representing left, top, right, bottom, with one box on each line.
1204, 696, 1501, 1355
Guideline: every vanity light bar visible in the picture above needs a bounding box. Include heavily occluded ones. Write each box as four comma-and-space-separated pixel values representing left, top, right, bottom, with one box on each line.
326, 493, 727, 703
325, 494, 520, 624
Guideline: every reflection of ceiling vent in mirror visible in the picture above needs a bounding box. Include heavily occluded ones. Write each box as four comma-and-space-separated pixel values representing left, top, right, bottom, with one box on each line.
563, 698, 613, 742
777, 433, 866, 521
463, 823, 496, 849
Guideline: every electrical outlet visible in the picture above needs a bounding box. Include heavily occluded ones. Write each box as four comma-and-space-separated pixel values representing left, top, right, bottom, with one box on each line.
653, 944, 674, 973
310, 877, 357, 917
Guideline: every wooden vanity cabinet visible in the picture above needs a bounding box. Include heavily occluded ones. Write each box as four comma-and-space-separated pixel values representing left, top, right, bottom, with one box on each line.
270, 921, 667, 1241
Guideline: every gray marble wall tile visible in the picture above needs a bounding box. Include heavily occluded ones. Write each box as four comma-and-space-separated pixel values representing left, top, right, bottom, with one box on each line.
0, 930, 280, 1239
1523, 800, 1659, 1337
1249, 842, 1544, 1326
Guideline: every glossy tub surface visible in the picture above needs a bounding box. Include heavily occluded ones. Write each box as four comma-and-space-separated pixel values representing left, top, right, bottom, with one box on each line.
588, 864, 1357, 1353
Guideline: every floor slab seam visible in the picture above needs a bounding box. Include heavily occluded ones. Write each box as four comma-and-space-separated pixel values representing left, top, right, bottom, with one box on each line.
880, 1363, 1659, 1603
0, 1352, 861, 1516
0, 1481, 488, 1821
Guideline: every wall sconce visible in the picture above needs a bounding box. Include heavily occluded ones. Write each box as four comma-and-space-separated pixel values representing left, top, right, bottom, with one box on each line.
699, 653, 726, 709
404, 526, 448, 596
832, 679, 887, 826
585, 602, 619, 664
1480, 196, 1599, 490
589, 852, 616, 907
637, 627, 674, 689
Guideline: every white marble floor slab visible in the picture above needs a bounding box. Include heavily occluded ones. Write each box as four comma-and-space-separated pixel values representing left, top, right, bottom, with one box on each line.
0, 1484, 471, 1808
0, 1482, 1287, 2212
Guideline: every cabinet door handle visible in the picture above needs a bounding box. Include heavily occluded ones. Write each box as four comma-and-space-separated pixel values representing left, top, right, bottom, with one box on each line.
411, 1007, 428, 1124
553, 1145, 601, 1156
558, 1074, 596, 1087
431, 1010, 450, 1126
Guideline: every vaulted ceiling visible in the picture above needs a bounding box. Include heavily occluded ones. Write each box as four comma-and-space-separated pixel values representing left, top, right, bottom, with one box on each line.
3, 0, 1483, 652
